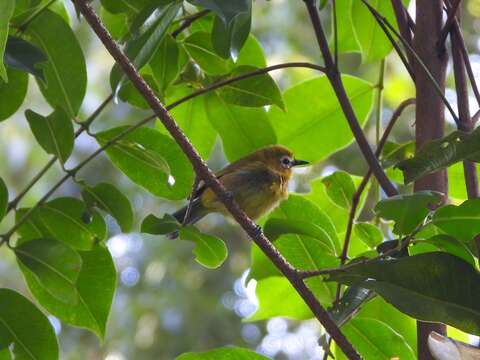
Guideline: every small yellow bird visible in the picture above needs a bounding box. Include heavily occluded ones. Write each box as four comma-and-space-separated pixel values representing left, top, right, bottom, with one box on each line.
172, 145, 308, 227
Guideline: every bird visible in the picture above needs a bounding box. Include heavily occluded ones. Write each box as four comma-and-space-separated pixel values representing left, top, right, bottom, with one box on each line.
171, 145, 309, 232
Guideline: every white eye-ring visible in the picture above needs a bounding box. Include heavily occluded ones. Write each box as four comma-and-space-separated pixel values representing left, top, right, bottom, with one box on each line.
280, 155, 292, 168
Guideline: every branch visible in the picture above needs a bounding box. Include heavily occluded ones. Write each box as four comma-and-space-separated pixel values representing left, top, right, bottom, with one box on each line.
303, 0, 398, 198
437, 0, 461, 48
171, 9, 210, 38
391, 0, 414, 66
332, 0, 338, 66
34, 2, 361, 358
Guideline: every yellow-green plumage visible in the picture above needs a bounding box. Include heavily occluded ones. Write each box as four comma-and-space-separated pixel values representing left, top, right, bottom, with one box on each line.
172, 145, 308, 227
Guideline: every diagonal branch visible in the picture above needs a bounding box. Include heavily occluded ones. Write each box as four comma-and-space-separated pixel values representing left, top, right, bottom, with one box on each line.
437, 0, 461, 48
391, 0, 414, 66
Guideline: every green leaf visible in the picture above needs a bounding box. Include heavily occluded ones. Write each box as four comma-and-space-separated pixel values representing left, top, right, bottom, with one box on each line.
330, 284, 374, 326
236, 34, 267, 68
141, 213, 179, 235
328, 252, 480, 336
4, 35, 47, 79
27, 10, 87, 117
0, 288, 59, 360
188, 0, 250, 25
247, 276, 312, 321
0, 68, 28, 121
81, 182, 134, 232
217, 65, 285, 109
110, 1, 182, 90
332, 0, 360, 53
20, 244, 116, 339
211, 6, 251, 59
100, 6, 128, 40
204, 93, 276, 161
183, 32, 233, 75
100, 0, 150, 14
179, 226, 227, 269
176, 347, 269, 360
321, 171, 355, 209
150, 35, 180, 95
268, 75, 374, 163
374, 191, 443, 235
352, 0, 409, 63
0, 0, 15, 82
0, 177, 6, 221
163, 84, 217, 158
410, 235, 476, 267
15, 238, 82, 304
341, 318, 415, 360
117, 73, 161, 109
16, 197, 107, 250
354, 223, 384, 248
432, 199, 480, 243
96, 126, 194, 200
25, 108, 74, 163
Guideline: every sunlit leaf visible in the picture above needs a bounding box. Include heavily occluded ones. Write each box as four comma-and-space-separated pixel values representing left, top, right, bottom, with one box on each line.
15, 238, 82, 304
354, 223, 384, 248
0, 288, 58, 360
179, 225, 227, 269
329, 252, 480, 335
236, 34, 266, 68
0, 0, 15, 81
321, 171, 355, 209
176, 346, 269, 360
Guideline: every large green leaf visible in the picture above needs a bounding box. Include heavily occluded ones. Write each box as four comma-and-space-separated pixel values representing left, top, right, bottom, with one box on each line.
332, 0, 360, 53
16, 197, 107, 250
0, 177, 6, 222
268, 75, 374, 163
150, 35, 180, 95
374, 191, 443, 235
321, 171, 355, 210
110, 1, 182, 90
328, 252, 480, 335
176, 347, 269, 360
27, 10, 87, 116
183, 32, 233, 75
97, 126, 194, 200
188, 0, 250, 25
0, 288, 58, 360
141, 213, 179, 235
81, 182, 134, 232
235, 34, 266, 68
15, 238, 82, 304
432, 199, 480, 243
179, 226, 228, 269
4, 35, 47, 79
352, 0, 409, 62
100, 6, 128, 40
20, 245, 116, 339
0, 0, 15, 81
354, 222, 384, 248
341, 318, 415, 360
204, 93, 276, 161
0, 68, 28, 121
163, 85, 217, 159
25, 108, 74, 163
217, 65, 285, 109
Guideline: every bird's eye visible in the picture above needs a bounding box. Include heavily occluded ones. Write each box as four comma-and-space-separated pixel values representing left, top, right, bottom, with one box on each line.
280, 156, 292, 168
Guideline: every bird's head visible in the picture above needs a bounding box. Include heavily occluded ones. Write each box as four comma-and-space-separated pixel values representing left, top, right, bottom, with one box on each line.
255, 145, 309, 177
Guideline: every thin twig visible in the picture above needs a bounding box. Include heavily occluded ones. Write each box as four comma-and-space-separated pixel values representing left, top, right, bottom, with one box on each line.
391, 0, 414, 66
73, 1, 360, 357
171, 9, 210, 38
303, 0, 397, 198
183, 177, 200, 225
437, 0, 461, 49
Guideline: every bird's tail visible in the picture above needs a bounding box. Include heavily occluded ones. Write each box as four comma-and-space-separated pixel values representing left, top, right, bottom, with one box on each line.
168, 198, 209, 239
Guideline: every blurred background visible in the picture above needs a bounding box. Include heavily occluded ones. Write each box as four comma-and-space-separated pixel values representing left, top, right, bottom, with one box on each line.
1, 0, 480, 359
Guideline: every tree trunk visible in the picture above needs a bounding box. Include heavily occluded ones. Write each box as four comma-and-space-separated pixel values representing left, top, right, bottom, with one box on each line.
413, 1, 448, 358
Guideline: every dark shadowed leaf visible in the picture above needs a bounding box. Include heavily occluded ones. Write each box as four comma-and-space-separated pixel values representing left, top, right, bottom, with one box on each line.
331, 0, 359, 53
321, 171, 355, 209
16, 197, 107, 250
141, 213, 180, 235
268, 75, 374, 163
15, 238, 82, 304
330, 284, 374, 326
25, 108, 74, 163
188, 0, 250, 25
217, 65, 285, 109
27, 10, 87, 116
211, 8, 251, 59
354, 223, 384, 248
432, 199, 480, 243
20, 245, 116, 339
329, 252, 480, 335
204, 93, 276, 161
81, 182, 134, 232
179, 226, 227, 269
100, 0, 150, 14
97, 126, 194, 200
176, 346, 269, 360
341, 318, 415, 359
0, 68, 28, 121
374, 191, 443, 234
0, 177, 7, 222
4, 36, 47, 79
0, 0, 15, 81
0, 288, 58, 360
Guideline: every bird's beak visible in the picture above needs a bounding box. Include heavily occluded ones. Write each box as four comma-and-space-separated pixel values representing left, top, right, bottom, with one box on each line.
292, 159, 309, 167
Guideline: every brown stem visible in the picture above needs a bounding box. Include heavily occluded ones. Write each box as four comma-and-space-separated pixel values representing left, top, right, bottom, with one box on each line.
391, 0, 414, 66
437, 0, 461, 49
183, 176, 200, 225
72, 1, 361, 358
303, 0, 397, 197
171, 9, 210, 38
414, 0, 448, 357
